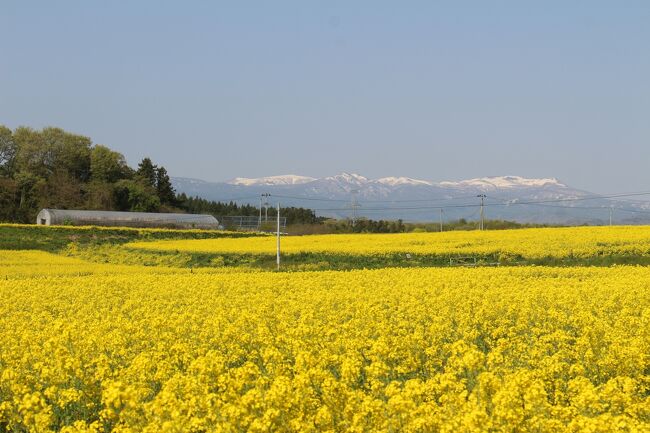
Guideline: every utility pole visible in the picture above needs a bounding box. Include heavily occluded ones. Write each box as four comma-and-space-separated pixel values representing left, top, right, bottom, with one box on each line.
609, 206, 613, 226
350, 189, 360, 227
439, 208, 444, 232
276, 202, 281, 271
477, 194, 487, 231
258, 196, 263, 230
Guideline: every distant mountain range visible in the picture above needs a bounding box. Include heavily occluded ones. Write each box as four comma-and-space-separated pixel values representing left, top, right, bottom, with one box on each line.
172, 173, 650, 224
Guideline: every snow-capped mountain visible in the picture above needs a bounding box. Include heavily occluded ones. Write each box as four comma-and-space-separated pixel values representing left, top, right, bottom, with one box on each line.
439, 176, 565, 189
376, 177, 433, 187
172, 173, 650, 224
228, 174, 316, 186
324, 173, 369, 187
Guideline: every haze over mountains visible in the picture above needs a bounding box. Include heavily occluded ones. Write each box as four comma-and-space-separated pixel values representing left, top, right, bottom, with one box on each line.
172, 174, 650, 224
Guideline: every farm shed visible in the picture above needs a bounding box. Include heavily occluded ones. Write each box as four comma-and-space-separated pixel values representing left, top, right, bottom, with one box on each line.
36, 209, 219, 229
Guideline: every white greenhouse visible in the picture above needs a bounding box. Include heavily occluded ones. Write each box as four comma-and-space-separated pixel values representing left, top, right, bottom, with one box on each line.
36, 209, 219, 229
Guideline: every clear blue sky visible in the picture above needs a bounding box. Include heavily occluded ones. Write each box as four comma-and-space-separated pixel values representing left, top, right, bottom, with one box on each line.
1, 1, 648, 193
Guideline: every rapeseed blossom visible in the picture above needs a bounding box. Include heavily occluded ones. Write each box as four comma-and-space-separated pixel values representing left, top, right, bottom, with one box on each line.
126, 225, 650, 260
1, 256, 649, 431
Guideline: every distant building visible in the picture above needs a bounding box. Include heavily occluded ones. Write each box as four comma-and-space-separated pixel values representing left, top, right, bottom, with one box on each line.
36, 209, 219, 229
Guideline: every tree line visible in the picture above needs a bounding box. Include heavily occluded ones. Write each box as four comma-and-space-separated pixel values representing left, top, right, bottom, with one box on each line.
178, 194, 323, 225
0, 125, 319, 225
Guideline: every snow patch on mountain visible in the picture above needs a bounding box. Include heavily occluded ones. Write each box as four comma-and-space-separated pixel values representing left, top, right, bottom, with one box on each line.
224, 173, 563, 189
324, 173, 369, 186
375, 177, 433, 186
228, 175, 316, 186
439, 176, 565, 189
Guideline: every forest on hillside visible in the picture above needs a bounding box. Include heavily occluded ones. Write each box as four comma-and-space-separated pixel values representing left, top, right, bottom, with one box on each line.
0, 124, 546, 232
0, 125, 320, 225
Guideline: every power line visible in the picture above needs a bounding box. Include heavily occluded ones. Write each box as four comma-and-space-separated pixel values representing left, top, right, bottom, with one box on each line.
515, 201, 611, 211
308, 191, 650, 212
192, 195, 260, 203
219, 190, 650, 210
271, 193, 482, 203
614, 207, 650, 215
501, 191, 650, 205
454, 207, 481, 221
271, 194, 350, 203
192, 190, 650, 222
497, 201, 650, 217
207, 189, 650, 207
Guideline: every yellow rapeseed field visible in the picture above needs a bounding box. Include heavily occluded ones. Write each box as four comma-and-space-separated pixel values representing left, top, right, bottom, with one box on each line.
125, 225, 650, 259
0, 223, 228, 236
0, 251, 254, 279
1, 252, 649, 432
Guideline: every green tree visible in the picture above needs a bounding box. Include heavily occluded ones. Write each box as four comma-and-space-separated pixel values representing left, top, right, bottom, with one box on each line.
41, 127, 92, 182
155, 166, 176, 205
41, 170, 84, 210
13, 126, 92, 182
113, 180, 160, 212
85, 181, 115, 210
136, 157, 157, 188
0, 177, 18, 221
0, 125, 16, 176
91, 145, 130, 183
14, 171, 46, 222
13, 127, 49, 178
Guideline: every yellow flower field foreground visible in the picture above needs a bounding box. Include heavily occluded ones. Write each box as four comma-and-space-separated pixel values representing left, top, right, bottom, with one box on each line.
1, 265, 649, 432
0, 223, 229, 236
0, 251, 255, 280
125, 225, 650, 259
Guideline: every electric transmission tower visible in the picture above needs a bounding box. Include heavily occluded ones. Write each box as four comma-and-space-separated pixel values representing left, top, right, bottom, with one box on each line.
477, 194, 487, 230
350, 189, 360, 227
261, 193, 271, 222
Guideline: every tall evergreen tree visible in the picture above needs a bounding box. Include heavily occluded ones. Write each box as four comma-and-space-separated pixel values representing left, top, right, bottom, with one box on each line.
156, 166, 176, 205
136, 157, 157, 187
